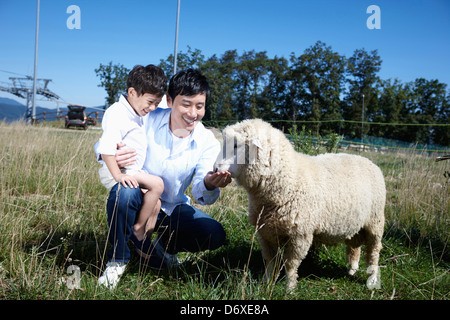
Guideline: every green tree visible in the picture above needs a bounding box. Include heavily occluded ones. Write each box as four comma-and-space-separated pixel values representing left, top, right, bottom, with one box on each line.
344, 48, 382, 139
434, 90, 449, 146
409, 78, 448, 145
258, 55, 290, 122
376, 78, 413, 140
268, 54, 302, 125
153, 45, 449, 146
159, 46, 205, 79
200, 50, 239, 125
291, 41, 346, 134
233, 50, 272, 120
95, 62, 130, 108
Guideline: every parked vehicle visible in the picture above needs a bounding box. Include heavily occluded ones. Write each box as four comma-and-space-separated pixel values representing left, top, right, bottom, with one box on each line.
65, 105, 97, 129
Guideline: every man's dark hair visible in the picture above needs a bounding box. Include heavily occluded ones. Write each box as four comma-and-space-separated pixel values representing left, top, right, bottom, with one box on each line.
168, 69, 210, 103
127, 64, 167, 97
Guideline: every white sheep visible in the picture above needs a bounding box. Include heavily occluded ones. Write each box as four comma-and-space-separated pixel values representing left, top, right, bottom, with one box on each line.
214, 119, 386, 291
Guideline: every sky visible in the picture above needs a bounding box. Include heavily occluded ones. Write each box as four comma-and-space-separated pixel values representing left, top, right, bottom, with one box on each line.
0, 0, 449, 110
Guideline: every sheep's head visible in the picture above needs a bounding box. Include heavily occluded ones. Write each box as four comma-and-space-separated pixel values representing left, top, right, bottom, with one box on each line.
213, 130, 262, 178
214, 119, 289, 186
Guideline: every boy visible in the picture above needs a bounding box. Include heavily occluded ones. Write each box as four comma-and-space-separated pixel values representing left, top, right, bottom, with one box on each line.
97, 64, 166, 241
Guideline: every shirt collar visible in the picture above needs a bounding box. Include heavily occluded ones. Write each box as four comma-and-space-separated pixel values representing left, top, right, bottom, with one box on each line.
119, 94, 142, 123
190, 121, 205, 145
157, 108, 171, 130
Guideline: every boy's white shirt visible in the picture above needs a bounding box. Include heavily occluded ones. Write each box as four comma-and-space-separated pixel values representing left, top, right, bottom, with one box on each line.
96, 95, 146, 172
95, 95, 221, 215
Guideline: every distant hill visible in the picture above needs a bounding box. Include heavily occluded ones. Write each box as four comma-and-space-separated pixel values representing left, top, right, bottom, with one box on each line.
0, 97, 105, 122
0, 97, 27, 122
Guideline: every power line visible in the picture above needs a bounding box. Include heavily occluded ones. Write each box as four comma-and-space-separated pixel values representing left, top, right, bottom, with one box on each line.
0, 69, 28, 77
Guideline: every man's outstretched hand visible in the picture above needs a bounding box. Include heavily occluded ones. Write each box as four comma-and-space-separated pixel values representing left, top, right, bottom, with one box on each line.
204, 170, 232, 190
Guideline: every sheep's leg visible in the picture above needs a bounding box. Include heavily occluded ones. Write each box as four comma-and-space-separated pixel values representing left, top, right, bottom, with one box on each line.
346, 245, 361, 276
284, 235, 312, 292
345, 230, 365, 276
259, 236, 280, 284
365, 228, 383, 290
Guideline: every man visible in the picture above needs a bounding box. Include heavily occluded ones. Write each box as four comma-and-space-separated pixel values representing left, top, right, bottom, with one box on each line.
96, 69, 232, 289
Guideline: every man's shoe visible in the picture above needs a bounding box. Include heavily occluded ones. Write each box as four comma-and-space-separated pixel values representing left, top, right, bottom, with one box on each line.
132, 234, 181, 270
151, 236, 181, 269
98, 261, 127, 289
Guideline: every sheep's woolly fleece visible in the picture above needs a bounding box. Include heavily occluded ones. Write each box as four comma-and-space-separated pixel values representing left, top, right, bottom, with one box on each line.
214, 119, 386, 291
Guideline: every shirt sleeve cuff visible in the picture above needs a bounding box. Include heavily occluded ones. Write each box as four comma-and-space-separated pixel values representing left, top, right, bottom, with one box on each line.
194, 179, 220, 205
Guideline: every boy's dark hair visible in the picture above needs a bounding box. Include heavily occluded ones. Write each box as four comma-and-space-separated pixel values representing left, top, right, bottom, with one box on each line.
168, 69, 210, 103
127, 64, 167, 97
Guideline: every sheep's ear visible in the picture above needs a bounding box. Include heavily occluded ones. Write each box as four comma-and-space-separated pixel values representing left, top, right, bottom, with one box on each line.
252, 139, 263, 150
251, 138, 270, 166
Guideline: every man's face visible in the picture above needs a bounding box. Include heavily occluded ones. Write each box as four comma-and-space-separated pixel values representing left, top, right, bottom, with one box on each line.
168, 93, 206, 137
127, 88, 162, 117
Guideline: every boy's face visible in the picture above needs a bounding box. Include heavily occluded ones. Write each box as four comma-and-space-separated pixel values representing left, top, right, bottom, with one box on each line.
127, 87, 162, 117
167, 93, 206, 138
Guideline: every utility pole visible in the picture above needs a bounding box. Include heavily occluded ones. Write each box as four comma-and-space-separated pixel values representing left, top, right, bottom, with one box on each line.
173, 0, 180, 76
31, 0, 40, 124
361, 94, 365, 148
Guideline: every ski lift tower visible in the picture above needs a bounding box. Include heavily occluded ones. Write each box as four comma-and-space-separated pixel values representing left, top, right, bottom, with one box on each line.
0, 76, 60, 123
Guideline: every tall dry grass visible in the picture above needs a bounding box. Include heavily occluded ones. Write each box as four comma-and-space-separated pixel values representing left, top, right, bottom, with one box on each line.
0, 121, 448, 299
364, 151, 449, 246
0, 122, 107, 297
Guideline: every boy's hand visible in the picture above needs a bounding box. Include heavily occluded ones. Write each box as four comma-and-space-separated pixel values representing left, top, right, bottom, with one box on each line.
115, 173, 139, 189
115, 142, 137, 168
204, 170, 232, 190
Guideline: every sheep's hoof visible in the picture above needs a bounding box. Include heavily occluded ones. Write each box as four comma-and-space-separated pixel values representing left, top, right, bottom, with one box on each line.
366, 275, 381, 290
366, 266, 381, 290
348, 268, 358, 276
286, 280, 298, 293
348, 262, 359, 276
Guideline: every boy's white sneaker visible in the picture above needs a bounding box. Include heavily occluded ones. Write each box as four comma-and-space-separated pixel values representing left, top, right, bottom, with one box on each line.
98, 261, 127, 289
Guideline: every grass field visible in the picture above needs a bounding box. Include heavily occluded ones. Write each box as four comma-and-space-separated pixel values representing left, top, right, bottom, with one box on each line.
0, 121, 448, 300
